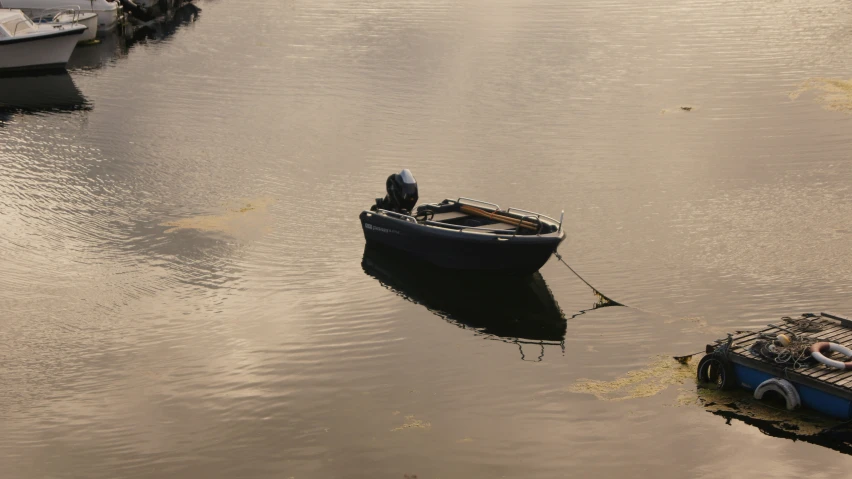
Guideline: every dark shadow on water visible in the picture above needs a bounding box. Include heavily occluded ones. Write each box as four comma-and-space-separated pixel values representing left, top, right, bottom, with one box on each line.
68, 2, 202, 70
67, 30, 129, 71
128, 2, 201, 43
0, 72, 90, 124
362, 245, 617, 361
697, 386, 852, 456
709, 408, 852, 456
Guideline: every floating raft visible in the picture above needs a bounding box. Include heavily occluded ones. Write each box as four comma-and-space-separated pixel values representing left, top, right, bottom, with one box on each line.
705, 312, 852, 419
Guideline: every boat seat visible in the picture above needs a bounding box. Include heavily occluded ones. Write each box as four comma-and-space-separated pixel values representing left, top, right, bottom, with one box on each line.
475, 221, 516, 231
431, 211, 468, 222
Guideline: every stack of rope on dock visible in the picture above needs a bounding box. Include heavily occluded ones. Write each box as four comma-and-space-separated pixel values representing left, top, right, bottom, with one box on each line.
750, 335, 814, 369
749, 315, 826, 369
782, 314, 825, 333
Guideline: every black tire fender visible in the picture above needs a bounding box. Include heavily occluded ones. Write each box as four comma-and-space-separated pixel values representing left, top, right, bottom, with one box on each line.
697, 354, 737, 390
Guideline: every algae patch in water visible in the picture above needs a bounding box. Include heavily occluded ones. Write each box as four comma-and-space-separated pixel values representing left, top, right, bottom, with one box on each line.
161, 197, 274, 238
391, 415, 431, 432
572, 353, 844, 436
790, 78, 852, 113
568, 356, 696, 401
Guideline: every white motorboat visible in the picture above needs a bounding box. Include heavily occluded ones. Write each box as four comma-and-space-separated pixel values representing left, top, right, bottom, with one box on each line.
31, 8, 97, 43
0, 0, 120, 31
0, 8, 87, 72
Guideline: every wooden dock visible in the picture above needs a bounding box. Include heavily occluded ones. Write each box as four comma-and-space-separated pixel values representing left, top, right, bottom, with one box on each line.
708, 313, 852, 410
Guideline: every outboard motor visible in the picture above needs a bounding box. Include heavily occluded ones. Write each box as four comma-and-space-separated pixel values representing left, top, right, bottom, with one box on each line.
373, 169, 419, 214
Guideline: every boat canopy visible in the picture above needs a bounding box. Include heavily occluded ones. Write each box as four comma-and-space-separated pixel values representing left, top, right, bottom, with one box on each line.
0, 9, 36, 37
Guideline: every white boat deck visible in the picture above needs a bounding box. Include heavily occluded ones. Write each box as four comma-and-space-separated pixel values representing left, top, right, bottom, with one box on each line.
0, 8, 37, 37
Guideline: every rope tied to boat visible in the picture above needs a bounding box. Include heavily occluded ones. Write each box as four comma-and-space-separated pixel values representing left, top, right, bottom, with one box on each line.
550, 253, 827, 369
553, 250, 622, 307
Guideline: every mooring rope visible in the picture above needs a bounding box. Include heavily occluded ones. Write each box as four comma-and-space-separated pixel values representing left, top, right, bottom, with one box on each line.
553, 250, 622, 307
551, 251, 703, 363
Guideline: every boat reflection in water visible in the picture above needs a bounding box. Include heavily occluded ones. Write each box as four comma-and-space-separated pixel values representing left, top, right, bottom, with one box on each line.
362, 245, 581, 361
0, 71, 90, 123
67, 2, 201, 70
127, 2, 201, 43
687, 385, 852, 456
66, 29, 128, 70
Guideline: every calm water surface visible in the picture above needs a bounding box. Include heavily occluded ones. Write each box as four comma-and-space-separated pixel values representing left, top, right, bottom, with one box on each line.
3, 0, 852, 477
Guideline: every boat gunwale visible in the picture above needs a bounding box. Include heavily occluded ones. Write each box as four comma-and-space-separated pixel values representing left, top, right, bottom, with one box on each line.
432, 198, 563, 226
362, 208, 565, 239
0, 22, 85, 45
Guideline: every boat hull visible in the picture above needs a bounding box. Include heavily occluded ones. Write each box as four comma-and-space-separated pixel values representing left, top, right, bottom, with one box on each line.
35, 12, 98, 42
78, 12, 98, 41
94, 7, 118, 31
0, 27, 84, 72
360, 210, 564, 275
67, 12, 98, 42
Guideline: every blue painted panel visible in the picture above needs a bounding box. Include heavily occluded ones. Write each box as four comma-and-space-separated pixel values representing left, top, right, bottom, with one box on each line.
797, 386, 852, 419
732, 364, 852, 419
733, 364, 772, 391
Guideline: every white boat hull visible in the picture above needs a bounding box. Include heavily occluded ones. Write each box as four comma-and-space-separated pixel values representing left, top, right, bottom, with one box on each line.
0, 27, 85, 72
54, 12, 98, 42
80, 12, 97, 41
93, 5, 117, 30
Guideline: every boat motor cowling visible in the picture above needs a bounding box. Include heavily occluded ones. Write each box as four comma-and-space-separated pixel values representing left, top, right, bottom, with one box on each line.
373, 169, 418, 214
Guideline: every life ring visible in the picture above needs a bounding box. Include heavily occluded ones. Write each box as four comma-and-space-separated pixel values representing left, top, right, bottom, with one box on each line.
697, 354, 737, 390
809, 342, 852, 370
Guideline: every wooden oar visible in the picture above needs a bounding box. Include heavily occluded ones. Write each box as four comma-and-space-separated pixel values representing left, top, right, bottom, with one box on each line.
461, 205, 540, 230
460, 205, 540, 231
460, 205, 514, 224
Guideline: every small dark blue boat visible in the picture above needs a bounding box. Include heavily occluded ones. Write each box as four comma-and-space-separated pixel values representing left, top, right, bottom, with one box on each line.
359, 170, 565, 275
